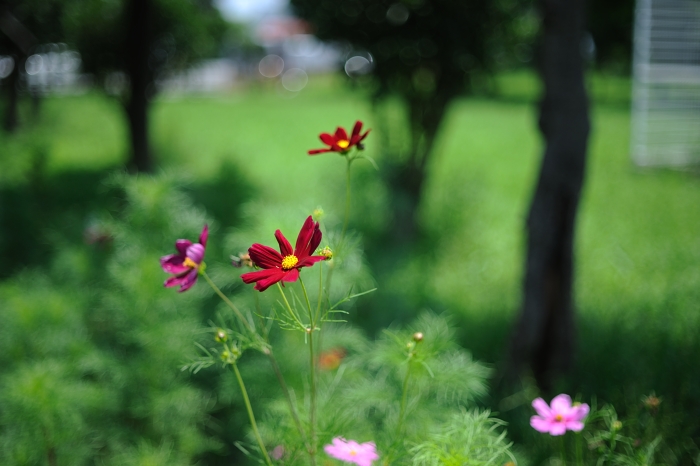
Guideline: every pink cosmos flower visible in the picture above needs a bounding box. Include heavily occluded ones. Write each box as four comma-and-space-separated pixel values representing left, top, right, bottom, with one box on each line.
530, 394, 589, 436
160, 225, 208, 292
324, 437, 379, 466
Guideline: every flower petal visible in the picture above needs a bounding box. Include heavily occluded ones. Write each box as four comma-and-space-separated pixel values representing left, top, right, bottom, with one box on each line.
294, 216, 317, 257
551, 394, 572, 414
549, 422, 567, 436
241, 268, 280, 284
297, 255, 325, 268
319, 133, 336, 146
351, 120, 362, 138
199, 224, 209, 247
532, 398, 552, 418
241, 268, 286, 291
164, 273, 188, 288
175, 239, 192, 256
565, 420, 585, 432
358, 129, 371, 142
178, 269, 199, 292
530, 416, 553, 433
310, 227, 322, 252
161, 254, 189, 274
275, 229, 293, 257
308, 148, 332, 155
187, 243, 206, 264
335, 126, 348, 141
571, 403, 590, 421
281, 268, 299, 282
249, 243, 283, 269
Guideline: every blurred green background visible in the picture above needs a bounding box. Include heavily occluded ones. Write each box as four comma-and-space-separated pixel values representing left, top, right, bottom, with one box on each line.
1, 0, 700, 463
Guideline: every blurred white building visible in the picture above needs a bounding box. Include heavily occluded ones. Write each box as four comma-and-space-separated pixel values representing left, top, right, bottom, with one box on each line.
630, 0, 700, 166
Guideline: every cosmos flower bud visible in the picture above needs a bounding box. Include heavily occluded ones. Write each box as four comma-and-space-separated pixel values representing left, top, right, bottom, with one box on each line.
231, 252, 253, 268
320, 246, 333, 260
215, 328, 227, 343
642, 394, 661, 412
412, 332, 424, 343
612, 420, 622, 431
312, 207, 325, 221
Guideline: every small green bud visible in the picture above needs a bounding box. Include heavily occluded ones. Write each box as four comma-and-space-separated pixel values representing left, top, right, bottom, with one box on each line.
215, 328, 227, 343
612, 420, 622, 431
312, 207, 324, 221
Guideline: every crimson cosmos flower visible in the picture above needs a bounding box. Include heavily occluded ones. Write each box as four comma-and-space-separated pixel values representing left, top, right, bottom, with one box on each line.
160, 225, 208, 292
241, 216, 325, 291
308, 120, 370, 155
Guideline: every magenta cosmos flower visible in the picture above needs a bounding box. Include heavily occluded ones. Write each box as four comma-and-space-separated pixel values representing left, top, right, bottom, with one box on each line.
308, 120, 371, 155
240, 216, 325, 292
530, 394, 589, 436
324, 437, 379, 466
160, 225, 208, 292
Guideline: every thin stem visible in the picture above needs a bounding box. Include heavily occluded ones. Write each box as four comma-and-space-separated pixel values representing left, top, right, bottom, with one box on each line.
276, 283, 305, 330
267, 348, 308, 445
299, 276, 318, 465
575, 432, 582, 466
340, 156, 353, 244
559, 434, 567, 465
315, 262, 324, 324
202, 271, 253, 334
232, 363, 273, 466
396, 358, 413, 438
254, 293, 307, 445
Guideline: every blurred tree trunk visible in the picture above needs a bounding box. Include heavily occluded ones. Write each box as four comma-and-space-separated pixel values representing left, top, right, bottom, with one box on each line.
509, 0, 590, 390
2, 55, 19, 132
383, 93, 450, 245
125, 0, 153, 173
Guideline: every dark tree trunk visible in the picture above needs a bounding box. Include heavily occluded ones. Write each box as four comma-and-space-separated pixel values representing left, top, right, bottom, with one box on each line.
2, 55, 19, 132
509, 0, 590, 390
125, 0, 154, 173
385, 94, 449, 244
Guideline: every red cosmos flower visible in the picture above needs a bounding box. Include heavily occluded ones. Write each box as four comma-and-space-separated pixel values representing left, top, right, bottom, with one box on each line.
308, 120, 370, 155
241, 216, 326, 291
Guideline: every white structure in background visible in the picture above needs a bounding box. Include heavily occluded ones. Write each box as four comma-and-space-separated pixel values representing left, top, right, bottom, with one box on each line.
631, 0, 700, 166
157, 59, 238, 94
24, 44, 87, 94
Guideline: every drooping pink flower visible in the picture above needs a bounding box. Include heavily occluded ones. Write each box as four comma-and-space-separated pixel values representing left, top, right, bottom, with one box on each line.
530, 394, 589, 436
160, 225, 208, 292
324, 437, 378, 466
240, 216, 325, 292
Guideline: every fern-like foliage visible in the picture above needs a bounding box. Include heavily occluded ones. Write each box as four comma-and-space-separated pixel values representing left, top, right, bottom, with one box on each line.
410, 410, 515, 466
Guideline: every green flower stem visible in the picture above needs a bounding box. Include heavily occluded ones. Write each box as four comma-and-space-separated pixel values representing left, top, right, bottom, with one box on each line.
276, 282, 317, 466
299, 276, 318, 465
254, 294, 308, 446
276, 283, 306, 330
559, 435, 567, 465
396, 357, 413, 438
202, 271, 253, 334
315, 261, 324, 324
205, 273, 307, 447
575, 432, 583, 466
340, 155, 353, 244
232, 362, 273, 466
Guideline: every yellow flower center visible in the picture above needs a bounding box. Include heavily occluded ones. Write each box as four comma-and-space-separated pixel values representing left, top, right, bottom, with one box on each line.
555, 414, 563, 422
337, 139, 350, 149
281, 255, 299, 270
183, 257, 199, 268
349, 449, 357, 456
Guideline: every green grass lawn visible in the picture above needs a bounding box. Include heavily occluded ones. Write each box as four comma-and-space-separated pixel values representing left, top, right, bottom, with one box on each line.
2, 70, 699, 458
